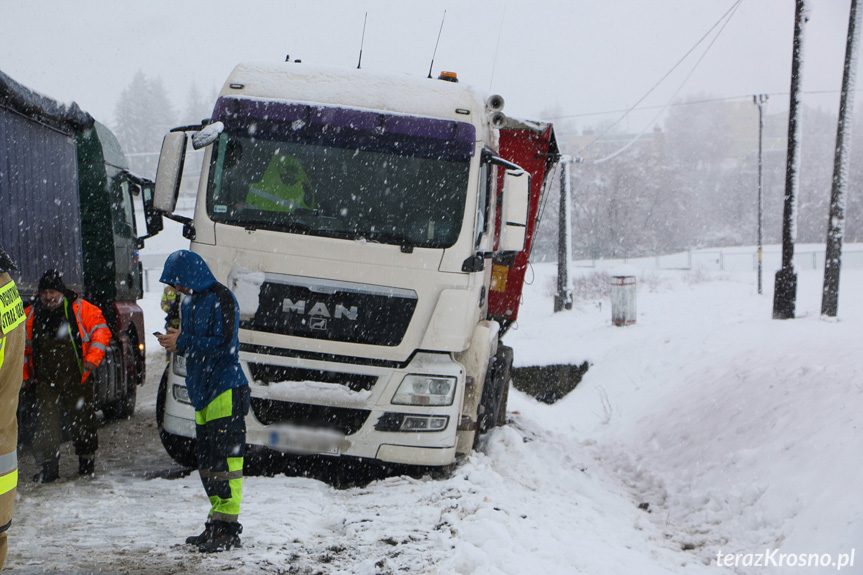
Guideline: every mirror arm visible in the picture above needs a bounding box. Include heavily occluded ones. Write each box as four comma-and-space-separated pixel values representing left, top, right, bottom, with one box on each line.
171, 123, 206, 133
461, 251, 498, 272
135, 232, 158, 249
161, 212, 193, 225
155, 212, 196, 241
487, 155, 524, 174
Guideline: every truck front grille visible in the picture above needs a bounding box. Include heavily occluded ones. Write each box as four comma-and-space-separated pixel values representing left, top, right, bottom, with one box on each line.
250, 399, 370, 435
248, 362, 377, 392
240, 275, 417, 347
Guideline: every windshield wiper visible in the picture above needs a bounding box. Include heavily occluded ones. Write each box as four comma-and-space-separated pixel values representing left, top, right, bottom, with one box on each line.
243, 219, 314, 234
358, 230, 416, 253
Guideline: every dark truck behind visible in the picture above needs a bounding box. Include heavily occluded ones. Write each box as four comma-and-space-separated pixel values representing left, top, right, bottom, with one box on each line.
0, 69, 163, 425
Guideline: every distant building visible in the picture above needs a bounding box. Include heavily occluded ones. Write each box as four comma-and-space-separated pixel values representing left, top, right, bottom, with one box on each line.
558, 99, 787, 169
726, 101, 787, 170
562, 125, 666, 164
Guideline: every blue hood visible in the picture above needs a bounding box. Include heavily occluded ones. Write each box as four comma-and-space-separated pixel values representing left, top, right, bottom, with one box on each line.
159, 250, 217, 292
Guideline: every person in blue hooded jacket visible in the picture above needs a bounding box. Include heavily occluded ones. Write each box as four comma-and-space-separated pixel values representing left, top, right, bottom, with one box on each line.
156, 250, 249, 553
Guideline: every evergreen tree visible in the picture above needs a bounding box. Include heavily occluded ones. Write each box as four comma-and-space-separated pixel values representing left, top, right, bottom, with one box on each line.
113, 71, 176, 179
183, 81, 215, 125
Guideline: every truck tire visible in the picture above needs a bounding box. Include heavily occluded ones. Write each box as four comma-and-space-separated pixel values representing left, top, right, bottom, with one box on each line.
497, 374, 511, 427
478, 344, 513, 434
128, 327, 145, 387
102, 338, 137, 420
156, 367, 197, 468
103, 384, 137, 420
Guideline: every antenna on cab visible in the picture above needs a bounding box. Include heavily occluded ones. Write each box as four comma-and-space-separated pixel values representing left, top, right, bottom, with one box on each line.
427, 10, 447, 79
357, 12, 368, 69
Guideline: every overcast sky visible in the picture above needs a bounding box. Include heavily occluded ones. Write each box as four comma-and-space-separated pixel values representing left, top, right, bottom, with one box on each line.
0, 0, 858, 134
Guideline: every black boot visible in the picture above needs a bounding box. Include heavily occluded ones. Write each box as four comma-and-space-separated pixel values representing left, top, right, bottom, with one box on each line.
78, 456, 95, 476
33, 456, 60, 483
197, 521, 242, 553
185, 522, 213, 545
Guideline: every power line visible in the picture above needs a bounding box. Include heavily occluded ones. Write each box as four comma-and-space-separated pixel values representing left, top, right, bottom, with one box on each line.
579, 0, 744, 154
489, 1, 507, 91
591, 0, 744, 164
545, 89, 859, 122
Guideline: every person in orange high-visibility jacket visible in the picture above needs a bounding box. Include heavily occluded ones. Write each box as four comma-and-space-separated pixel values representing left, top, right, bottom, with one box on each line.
0, 246, 26, 572
23, 270, 111, 483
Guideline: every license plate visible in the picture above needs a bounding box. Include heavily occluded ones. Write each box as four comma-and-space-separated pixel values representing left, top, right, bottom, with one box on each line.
266, 424, 343, 456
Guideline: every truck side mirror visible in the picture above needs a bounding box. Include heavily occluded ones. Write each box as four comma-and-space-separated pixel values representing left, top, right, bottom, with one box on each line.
140, 183, 164, 237
126, 172, 164, 249
154, 131, 187, 214
499, 169, 530, 253
191, 121, 223, 150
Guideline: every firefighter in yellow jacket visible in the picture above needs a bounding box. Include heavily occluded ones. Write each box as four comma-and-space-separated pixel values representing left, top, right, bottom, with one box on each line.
0, 246, 26, 571
23, 270, 111, 482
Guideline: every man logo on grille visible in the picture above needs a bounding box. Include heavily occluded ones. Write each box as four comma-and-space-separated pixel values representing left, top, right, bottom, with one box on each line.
282, 298, 358, 321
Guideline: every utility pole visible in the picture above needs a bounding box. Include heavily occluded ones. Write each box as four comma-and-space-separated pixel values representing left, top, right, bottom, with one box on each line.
773, 0, 807, 320
822, 0, 861, 317
554, 155, 574, 312
753, 94, 768, 295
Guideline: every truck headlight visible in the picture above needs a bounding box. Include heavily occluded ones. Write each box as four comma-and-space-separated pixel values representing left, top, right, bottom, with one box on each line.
375, 412, 449, 432
172, 384, 192, 405
171, 353, 187, 377
392, 375, 457, 406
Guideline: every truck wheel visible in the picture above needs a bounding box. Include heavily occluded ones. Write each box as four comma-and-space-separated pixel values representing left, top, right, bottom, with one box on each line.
478, 345, 513, 434
129, 327, 145, 386
102, 338, 137, 420
103, 384, 137, 420
497, 374, 511, 427
156, 367, 197, 468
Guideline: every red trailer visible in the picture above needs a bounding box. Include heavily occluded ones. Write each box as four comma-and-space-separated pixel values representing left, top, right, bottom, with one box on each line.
488, 119, 560, 331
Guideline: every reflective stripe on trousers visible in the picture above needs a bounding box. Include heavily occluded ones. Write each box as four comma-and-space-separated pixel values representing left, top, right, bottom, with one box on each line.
195, 387, 248, 523
0, 451, 17, 497
0, 449, 17, 535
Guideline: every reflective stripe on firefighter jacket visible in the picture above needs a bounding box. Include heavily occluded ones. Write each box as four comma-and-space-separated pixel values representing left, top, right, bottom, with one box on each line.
0, 273, 26, 532
23, 296, 112, 384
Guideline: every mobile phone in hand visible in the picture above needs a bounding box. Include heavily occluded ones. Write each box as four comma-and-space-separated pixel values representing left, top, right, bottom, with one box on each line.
153, 332, 164, 337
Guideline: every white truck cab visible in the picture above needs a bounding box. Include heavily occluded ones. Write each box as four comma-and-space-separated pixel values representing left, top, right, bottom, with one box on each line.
154, 61, 553, 469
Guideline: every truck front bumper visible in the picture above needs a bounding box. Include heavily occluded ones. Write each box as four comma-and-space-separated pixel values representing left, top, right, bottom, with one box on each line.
161, 350, 465, 467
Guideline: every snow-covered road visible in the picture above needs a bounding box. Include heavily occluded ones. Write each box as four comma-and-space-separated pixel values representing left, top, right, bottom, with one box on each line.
7, 260, 862, 574
10, 352, 706, 575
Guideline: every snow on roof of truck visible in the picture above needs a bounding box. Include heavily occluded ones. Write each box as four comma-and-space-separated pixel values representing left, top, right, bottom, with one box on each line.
0, 68, 93, 132
222, 62, 492, 123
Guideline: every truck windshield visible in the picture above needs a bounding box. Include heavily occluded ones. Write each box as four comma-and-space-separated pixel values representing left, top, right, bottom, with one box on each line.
205, 101, 473, 249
